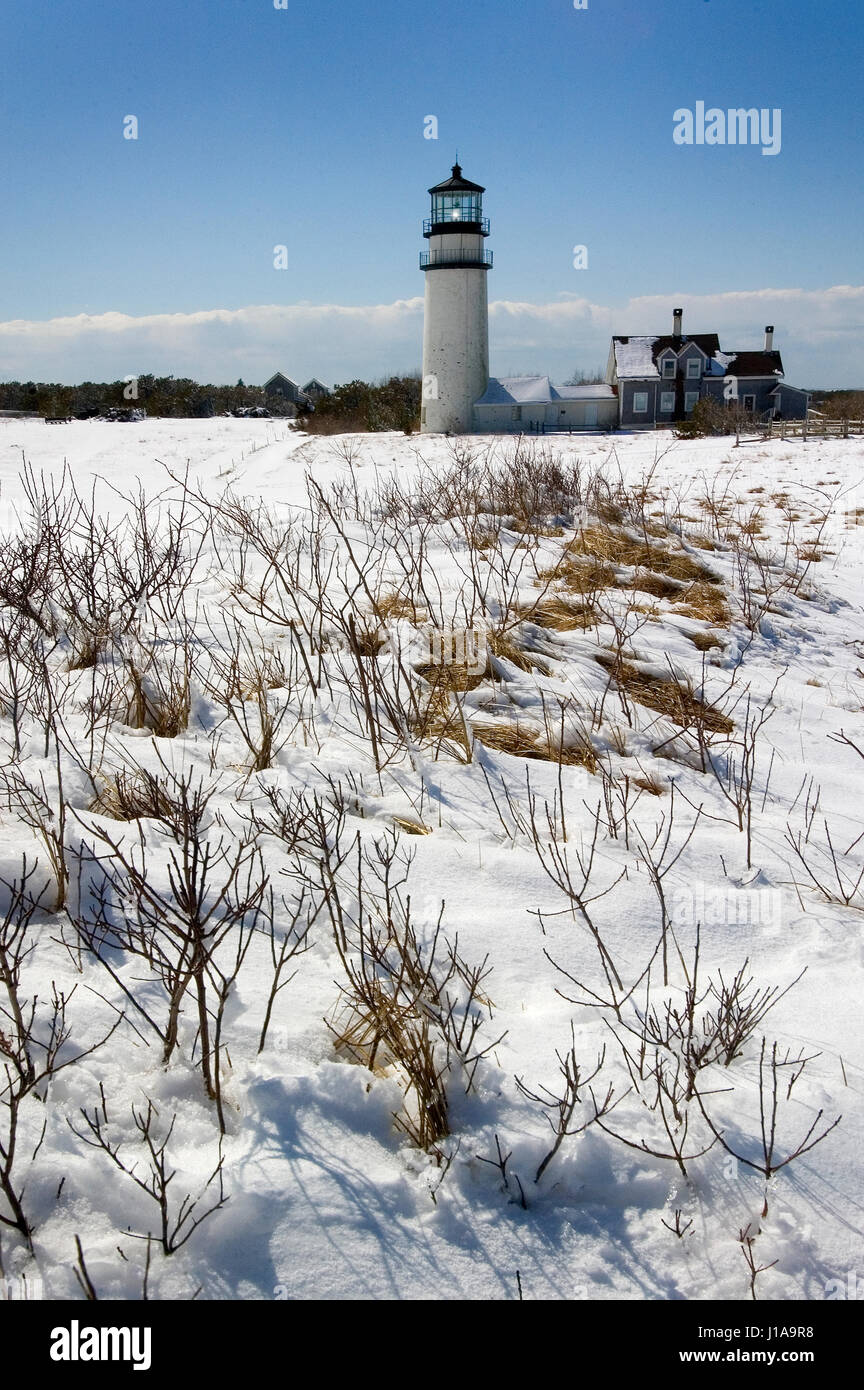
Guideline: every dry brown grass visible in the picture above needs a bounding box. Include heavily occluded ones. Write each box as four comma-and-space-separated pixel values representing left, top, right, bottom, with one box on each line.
595, 497, 625, 525
414, 630, 546, 699
126, 664, 191, 738
675, 580, 731, 626
633, 772, 665, 795
632, 572, 684, 601
415, 661, 487, 693
687, 630, 725, 652
541, 553, 617, 594
344, 620, 386, 658
392, 815, 432, 835
471, 720, 597, 770
67, 632, 109, 671
596, 653, 733, 734
90, 769, 177, 822
411, 683, 471, 756
376, 591, 427, 623
519, 595, 597, 631
487, 630, 541, 672
412, 685, 598, 769
689, 533, 718, 551
514, 523, 566, 542
650, 548, 721, 583
571, 524, 720, 583
514, 523, 567, 548
607, 725, 629, 756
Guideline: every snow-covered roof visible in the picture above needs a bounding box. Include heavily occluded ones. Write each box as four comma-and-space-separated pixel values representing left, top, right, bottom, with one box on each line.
476, 376, 615, 406
612, 334, 783, 381
613, 334, 724, 379
613, 338, 660, 379
478, 376, 555, 404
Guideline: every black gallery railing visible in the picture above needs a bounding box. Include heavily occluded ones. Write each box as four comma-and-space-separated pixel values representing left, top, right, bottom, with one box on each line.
419, 249, 493, 268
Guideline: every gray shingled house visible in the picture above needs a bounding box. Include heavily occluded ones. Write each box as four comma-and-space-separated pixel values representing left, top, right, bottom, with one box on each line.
264, 371, 323, 415
264, 372, 303, 406
301, 378, 330, 403
606, 309, 809, 429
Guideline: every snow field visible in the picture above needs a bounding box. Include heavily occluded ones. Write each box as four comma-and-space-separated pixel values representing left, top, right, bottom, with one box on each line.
0, 417, 862, 1301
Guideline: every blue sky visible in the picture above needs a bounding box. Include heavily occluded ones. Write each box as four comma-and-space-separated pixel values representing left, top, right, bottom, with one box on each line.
1, 0, 861, 386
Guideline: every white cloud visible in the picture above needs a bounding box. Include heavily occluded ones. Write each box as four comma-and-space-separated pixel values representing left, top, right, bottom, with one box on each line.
0, 285, 861, 387
0, 301, 427, 386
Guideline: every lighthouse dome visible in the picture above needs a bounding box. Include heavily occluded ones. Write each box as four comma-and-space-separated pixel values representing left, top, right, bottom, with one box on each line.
425, 164, 487, 235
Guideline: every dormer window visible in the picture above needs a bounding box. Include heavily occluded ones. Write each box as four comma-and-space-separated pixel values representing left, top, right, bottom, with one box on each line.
662, 358, 675, 379
686, 358, 702, 380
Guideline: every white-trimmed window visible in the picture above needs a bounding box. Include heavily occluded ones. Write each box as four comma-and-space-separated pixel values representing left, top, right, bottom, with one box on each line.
686, 357, 702, 379
742, 394, 756, 412
633, 391, 649, 413
685, 391, 699, 413
660, 391, 675, 413
662, 357, 676, 378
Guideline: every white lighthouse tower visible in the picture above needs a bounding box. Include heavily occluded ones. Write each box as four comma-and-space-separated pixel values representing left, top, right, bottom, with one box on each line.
420, 163, 492, 434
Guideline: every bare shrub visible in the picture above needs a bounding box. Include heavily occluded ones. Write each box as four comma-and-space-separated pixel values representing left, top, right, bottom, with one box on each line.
696, 1038, 841, 1201
0, 765, 70, 911
321, 832, 504, 1153
69, 1098, 227, 1254
69, 775, 276, 1128
1, 863, 119, 1248
515, 1032, 615, 1183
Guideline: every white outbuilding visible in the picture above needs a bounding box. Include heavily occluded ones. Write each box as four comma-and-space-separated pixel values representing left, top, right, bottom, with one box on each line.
473, 376, 617, 434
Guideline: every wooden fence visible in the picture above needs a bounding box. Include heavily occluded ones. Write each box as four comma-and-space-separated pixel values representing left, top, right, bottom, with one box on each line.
761, 416, 864, 440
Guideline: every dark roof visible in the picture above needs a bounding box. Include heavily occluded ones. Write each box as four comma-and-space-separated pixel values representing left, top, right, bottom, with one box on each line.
611, 334, 786, 379
723, 350, 784, 377
614, 334, 722, 359
428, 163, 485, 195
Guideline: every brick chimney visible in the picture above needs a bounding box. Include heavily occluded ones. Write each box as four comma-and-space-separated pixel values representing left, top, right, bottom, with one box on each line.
764, 325, 775, 351
673, 307, 683, 337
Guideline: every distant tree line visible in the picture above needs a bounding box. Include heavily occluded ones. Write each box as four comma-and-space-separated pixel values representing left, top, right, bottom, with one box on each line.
808, 389, 864, 420
0, 372, 422, 431
297, 375, 421, 434
0, 376, 290, 418
562, 366, 607, 385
